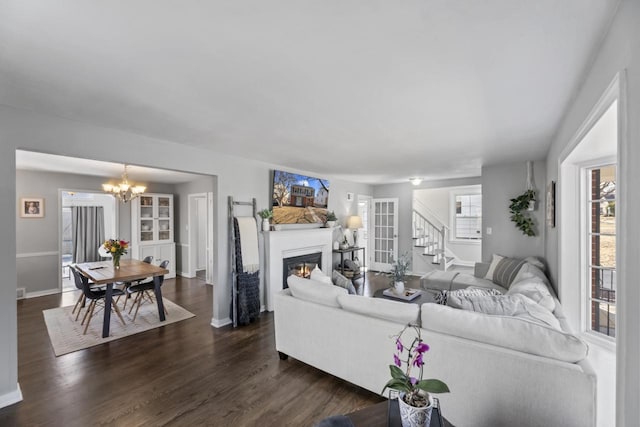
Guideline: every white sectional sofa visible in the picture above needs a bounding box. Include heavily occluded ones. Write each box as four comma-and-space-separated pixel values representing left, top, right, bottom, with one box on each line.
274, 265, 596, 427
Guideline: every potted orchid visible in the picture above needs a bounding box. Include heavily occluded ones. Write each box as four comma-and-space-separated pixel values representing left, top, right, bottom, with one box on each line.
103, 239, 129, 269
382, 324, 449, 427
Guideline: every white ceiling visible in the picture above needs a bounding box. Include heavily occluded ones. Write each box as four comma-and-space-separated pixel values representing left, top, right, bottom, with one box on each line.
0, 1, 619, 183
15, 150, 203, 184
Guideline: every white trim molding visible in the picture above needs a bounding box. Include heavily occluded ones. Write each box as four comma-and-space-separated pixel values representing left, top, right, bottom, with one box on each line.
26, 289, 61, 299
211, 317, 232, 328
0, 383, 22, 409
16, 251, 58, 258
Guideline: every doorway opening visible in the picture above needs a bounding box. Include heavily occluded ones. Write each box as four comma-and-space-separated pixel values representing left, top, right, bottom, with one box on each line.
188, 193, 214, 283
60, 190, 117, 292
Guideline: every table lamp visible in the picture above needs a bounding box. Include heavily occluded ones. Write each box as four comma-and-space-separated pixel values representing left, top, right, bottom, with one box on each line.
347, 215, 363, 247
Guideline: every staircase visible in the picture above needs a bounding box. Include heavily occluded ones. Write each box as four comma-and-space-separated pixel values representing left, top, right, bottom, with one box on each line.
412, 209, 455, 271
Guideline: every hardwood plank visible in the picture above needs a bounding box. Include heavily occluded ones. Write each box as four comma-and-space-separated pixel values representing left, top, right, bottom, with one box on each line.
0, 276, 383, 426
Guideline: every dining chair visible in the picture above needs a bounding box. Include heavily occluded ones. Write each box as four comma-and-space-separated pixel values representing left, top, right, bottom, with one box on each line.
70, 265, 102, 321
121, 255, 153, 310
126, 260, 169, 322
71, 266, 127, 335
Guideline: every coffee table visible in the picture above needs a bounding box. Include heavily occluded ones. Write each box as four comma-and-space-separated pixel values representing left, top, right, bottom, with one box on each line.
347, 399, 453, 426
373, 287, 437, 305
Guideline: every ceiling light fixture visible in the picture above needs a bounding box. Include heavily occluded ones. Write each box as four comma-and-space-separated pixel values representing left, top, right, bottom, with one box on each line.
102, 164, 146, 203
409, 177, 423, 186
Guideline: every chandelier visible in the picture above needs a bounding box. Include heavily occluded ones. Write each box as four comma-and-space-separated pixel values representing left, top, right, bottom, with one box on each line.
102, 164, 146, 203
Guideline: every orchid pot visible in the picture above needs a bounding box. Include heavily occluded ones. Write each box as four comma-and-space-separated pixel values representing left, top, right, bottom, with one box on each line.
398, 392, 434, 427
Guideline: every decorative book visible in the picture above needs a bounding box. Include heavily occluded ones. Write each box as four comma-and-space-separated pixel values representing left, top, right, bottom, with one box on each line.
383, 287, 422, 301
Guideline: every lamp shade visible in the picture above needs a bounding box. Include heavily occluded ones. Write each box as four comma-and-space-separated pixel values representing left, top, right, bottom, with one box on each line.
347, 215, 363, 229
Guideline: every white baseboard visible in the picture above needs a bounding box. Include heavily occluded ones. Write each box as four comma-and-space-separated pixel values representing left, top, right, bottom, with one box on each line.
26, 289, 60, 299
0, 383, 22, 409
211, 317, 232, 328
177, 271, 196, 278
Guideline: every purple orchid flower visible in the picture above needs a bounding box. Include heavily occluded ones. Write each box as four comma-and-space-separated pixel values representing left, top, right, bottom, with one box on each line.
413, 353, 424, 367
396, 338, 403, 353
410, 376, 418, 385
393, 353, 402, 367
415, 342, 430, 354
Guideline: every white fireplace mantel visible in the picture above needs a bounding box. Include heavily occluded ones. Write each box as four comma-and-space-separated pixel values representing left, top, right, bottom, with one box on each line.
264, 227, 333, 311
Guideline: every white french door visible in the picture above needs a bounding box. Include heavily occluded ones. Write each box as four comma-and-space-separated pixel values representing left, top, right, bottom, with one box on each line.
371, 198, 398, 272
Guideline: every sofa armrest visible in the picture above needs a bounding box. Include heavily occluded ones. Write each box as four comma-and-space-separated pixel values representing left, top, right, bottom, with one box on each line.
474, 262, 490, 278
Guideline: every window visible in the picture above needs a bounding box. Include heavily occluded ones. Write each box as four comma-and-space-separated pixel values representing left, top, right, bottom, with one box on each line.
453, 194, 482, 240
585, 164, 616, 338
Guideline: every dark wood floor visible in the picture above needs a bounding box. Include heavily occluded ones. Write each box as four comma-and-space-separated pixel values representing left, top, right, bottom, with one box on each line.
0, 274, 414, 426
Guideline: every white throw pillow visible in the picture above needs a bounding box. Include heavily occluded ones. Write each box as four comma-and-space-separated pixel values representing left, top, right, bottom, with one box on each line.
524, 256, 547, 272
338, 294, 420, 325
484, 254, 504, 280
446, 293, 561, 330
507, 277, 556, 312
287, 274, 347, 308
310, 266, 333, 285
421, 304, 589, 363
512, 263, 551, 287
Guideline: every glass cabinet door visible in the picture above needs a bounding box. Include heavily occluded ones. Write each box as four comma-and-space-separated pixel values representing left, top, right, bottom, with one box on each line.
157, 196, 172, 241
140, 196, 155, 242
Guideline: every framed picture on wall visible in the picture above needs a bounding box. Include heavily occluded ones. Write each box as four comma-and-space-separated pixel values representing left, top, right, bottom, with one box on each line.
546, 181, 555, 227
20, 197, 44, 218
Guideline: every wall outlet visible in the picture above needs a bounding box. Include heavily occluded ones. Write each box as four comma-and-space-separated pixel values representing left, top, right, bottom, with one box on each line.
486, 227, 492, 235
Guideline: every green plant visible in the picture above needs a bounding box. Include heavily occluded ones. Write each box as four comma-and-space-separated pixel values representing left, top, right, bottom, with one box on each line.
509, 190, 536, 236
382, 324, 450, 407
383, 252, 411, 285
257, 209, 273, 219
326, 211, 337, 221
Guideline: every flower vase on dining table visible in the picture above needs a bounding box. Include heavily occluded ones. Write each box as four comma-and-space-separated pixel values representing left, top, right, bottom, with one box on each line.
112, 254, 121, 269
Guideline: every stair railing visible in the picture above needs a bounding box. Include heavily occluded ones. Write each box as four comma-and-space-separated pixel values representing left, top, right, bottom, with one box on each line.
412, 209, 447, 263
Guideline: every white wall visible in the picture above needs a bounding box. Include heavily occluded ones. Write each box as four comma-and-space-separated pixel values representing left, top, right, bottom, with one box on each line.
373, 177, 482, 271
544, 1, 640, 424
481, 160, 546, 264
0, 104, 373, 405
413, 186, 482, 264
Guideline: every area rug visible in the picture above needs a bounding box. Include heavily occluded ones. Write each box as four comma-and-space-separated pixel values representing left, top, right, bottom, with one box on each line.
43, 298, 195, 356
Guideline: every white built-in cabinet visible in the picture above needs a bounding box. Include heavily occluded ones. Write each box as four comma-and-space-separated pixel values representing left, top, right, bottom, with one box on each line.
131, 193, 176, 278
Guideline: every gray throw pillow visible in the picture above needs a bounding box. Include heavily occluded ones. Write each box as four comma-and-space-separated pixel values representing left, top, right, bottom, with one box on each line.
332, 270, 357, 295
493, 257, 526, 289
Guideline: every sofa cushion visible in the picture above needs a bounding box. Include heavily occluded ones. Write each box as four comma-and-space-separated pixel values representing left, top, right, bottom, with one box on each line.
451, 273, 508, 293
506, 277, 556, 312
332, 270, 357, 294
338, 294, 420, 325
446, 293, 561, 330
421, 304, 589, 363
287, 275, 347, 308
310, 266, 333, 285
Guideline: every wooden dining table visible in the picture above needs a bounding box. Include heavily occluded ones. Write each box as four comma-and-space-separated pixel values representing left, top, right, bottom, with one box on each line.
76, 259, 170, 338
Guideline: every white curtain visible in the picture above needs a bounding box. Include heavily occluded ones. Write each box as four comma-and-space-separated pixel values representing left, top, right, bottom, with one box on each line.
71, 206, 105, 263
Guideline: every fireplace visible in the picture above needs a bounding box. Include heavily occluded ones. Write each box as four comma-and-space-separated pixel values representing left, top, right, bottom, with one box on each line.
282, 252, 322, 288
264, 227, 333, 311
